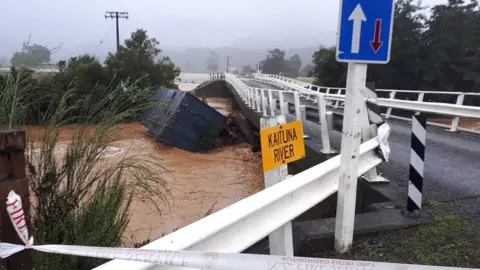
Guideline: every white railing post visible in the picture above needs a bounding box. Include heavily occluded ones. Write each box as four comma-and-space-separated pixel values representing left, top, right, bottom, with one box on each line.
256, 88, 262, 113
334, 89, 342, 108
283, 102, 289, 116
260, 115, 293, 256
249, 88, 254, 109
450, 93, 465, 132
294, 92, 301, 121
385, 91, 396, 119
279, 91, 286, 116
318, 94, 334, 154
268, 90, 275, 117
262, 90, 268, 117
415, 92, 425, 115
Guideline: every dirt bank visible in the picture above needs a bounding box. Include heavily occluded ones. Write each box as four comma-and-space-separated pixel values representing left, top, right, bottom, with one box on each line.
26, 122, 264, 244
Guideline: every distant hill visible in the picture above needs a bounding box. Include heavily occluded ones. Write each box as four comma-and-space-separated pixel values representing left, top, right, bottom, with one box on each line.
163, 47, 320, 73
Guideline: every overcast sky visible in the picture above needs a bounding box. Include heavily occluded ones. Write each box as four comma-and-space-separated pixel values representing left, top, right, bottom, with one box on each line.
1, 0, 447, 59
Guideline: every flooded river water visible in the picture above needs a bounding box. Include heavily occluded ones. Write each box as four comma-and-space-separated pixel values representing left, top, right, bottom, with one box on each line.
26, 95, 264, 245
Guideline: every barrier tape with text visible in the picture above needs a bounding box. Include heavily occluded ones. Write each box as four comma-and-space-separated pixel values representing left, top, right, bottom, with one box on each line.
0, 190, 472, 270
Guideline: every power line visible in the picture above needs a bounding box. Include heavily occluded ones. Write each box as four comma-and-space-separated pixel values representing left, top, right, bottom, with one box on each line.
104, 11, 129, 53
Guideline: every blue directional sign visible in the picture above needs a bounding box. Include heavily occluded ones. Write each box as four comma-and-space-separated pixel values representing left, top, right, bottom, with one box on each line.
336, 0, 395, 64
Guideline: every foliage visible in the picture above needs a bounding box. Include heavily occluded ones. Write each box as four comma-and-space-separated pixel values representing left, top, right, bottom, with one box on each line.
104, 29, 180, 89
259, 48, 287, 75
286, 54, 302, 77
310, 0, 480, 105
1, 29, 180, 126
11, 44, 53, 67
23, 79, 169, 269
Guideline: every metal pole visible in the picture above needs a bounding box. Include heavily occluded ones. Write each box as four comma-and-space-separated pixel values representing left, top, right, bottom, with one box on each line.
334, 63, 367, 253
115, 12, 120, 53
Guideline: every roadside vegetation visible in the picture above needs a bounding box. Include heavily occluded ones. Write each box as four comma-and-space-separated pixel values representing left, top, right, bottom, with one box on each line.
0, 28, 178, 269
315, 216, 480, 268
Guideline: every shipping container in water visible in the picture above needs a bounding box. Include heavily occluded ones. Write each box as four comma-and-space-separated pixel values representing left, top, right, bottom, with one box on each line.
141, 88, 227, 152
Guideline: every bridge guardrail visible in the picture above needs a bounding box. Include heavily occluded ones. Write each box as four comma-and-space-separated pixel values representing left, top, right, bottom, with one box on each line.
254, 73, 480, 135
95, 73, 388, 270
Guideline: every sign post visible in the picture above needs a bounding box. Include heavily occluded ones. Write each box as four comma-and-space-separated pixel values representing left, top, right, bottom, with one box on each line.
334, 0, 395, 253
260, 116, 306, 256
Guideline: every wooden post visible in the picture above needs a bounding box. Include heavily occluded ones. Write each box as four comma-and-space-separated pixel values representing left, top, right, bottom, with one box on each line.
0, 130, 32, 270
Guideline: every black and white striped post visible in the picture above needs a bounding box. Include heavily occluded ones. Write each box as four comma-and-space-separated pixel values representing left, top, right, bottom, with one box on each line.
402, 114, 427, 218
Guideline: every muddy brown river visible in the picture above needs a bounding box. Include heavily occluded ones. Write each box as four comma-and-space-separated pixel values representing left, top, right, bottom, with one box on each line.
26, 97, 264, 245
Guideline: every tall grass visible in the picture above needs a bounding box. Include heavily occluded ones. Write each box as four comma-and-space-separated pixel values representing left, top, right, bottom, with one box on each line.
1, 72, 170, 269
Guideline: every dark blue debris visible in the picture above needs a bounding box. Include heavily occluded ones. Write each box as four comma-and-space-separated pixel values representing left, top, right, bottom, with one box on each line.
140, 87, 227, 152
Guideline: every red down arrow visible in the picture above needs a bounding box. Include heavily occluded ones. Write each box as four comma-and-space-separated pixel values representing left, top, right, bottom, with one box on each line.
370, 19, 383, 53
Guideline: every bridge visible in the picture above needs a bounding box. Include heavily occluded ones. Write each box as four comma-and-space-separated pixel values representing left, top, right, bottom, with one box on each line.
95, 73, 480, 270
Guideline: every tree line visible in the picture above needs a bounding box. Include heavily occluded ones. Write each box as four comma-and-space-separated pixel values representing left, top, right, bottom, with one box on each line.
1, 29, 180, 124
256, 0, 480, 105
312, 0, 480, 105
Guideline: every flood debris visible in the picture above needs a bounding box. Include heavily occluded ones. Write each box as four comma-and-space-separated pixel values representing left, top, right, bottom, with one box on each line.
141, 88, 227, 152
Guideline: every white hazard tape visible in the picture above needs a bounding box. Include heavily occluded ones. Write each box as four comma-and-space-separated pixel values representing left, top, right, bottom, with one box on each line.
0, 190, 474, 270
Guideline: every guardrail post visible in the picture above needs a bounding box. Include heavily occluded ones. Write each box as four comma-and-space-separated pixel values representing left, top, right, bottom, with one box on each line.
415, 92, 425, 115
334, 89, 342, 108
361, 83, 389, 183
249, 88, 254, 109
260, 115, 294, 256
402, 114, 426, 219
279, 91, 286, 116
385, 91, 396, 119
294, 92, 309, 138
268, 90, 275, 117
294, 92, 301, 120
0, 130, 32, 270
283, 102, 289, 116
256, 88, 262, 113
317, 94, 334, 154
449, 93, 465, 132
262, 90, 268, 117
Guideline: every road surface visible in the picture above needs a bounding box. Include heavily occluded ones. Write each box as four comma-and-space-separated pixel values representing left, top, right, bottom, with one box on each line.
242, 79, 480, 205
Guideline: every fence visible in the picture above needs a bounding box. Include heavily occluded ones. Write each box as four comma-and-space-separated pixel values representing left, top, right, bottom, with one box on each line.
95, 74, 388, 270
254, 73, 480, 134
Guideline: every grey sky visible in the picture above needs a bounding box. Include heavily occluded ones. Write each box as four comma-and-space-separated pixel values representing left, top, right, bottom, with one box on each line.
1, 0, 446, 60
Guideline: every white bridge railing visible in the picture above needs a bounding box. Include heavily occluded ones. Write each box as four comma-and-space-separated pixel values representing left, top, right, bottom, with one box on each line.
95, 74, 387, 270
254, 73, 480, 135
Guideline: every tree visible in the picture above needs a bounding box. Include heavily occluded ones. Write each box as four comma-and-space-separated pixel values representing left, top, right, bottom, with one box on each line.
104, 29, 180, 89
312, 0, 427, 88
423, 0, 480, 93
260, 48, 287, 75
206, 51, 219, 72
11, 44, 52, 67
286, 54, 302, 77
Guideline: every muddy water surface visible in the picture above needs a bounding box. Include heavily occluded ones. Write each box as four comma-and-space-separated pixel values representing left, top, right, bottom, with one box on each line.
26, 121, 264, 244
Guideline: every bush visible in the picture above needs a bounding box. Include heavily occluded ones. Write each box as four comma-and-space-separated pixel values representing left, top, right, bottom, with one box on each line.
23, 79, 170, 269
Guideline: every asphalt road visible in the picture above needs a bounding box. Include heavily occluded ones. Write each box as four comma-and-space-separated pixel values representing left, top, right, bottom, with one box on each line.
242, 79, 480, 205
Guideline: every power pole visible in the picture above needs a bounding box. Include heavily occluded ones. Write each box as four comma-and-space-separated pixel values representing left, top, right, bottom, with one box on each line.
105, 11, 129, 53
226, 56, 231, 73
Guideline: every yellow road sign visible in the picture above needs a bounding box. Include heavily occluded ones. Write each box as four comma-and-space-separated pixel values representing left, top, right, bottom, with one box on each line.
260, 120, 306, 172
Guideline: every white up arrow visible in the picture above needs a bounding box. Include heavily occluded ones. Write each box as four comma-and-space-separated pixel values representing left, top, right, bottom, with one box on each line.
348, 4, 367, 54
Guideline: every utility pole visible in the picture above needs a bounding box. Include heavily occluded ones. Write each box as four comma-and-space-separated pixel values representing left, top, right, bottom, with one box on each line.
105, 11, 129, 53
226, 56, 231, 73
